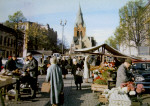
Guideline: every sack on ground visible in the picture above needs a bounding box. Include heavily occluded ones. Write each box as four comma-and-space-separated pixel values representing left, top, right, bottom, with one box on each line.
41, 82, 50, 93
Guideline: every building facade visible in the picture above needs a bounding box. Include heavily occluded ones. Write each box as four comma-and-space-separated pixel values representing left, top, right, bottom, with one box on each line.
70, 5, 96, 53
0, 24, 23, 58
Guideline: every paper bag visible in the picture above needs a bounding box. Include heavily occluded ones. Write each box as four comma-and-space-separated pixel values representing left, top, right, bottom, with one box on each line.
41, 82, 50, 93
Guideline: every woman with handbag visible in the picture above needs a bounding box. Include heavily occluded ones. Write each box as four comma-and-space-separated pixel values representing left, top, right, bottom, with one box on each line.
72, 59, 83, 90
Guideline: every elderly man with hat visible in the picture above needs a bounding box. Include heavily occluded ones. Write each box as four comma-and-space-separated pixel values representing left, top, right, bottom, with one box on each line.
26, 52, 38, 98
116, 58, 133, 87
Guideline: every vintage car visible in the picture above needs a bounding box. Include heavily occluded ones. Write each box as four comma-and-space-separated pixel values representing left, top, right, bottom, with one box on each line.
131, 62, 150, 89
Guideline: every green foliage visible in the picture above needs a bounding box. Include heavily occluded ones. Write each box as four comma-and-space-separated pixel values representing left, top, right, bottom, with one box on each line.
105, 0, 148, 49
26, 23, 48, 50
3, 20, 15, 28
4, 11, 27, 29
119, 0, 146, 48
8, 11, 26, 23
94, 79, 107, 85
102, 71, 109, 80
105, 35, 118, 49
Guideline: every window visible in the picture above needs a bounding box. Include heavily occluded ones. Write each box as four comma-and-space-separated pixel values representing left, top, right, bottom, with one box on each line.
138, 46, 150, 55
0, 36, 2, 45
11, 39, 13, 47
7, 38, 10, 46
10, 51, 12, 56
4, 37, 7, 46
14, 40, 16, 47
6, 51, 9, 58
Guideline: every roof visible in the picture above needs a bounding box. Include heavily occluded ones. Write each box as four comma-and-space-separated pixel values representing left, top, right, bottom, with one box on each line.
74, 5, 86, 27
75, 43, 130, 58
0, 24, 24, 39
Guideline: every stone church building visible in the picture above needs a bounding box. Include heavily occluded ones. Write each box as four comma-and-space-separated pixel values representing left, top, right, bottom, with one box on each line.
70, 5, 96, 53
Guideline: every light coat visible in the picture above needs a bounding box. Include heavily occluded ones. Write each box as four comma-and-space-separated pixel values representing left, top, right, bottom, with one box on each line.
46, 64, 63, 104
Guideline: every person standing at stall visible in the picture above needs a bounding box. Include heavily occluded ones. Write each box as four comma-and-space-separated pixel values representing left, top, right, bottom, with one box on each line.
116, 58, 133, 87
46, 57, 64, 106
0, 55, 2, 71
6, 54, 17, 72
26, 53, 38, 98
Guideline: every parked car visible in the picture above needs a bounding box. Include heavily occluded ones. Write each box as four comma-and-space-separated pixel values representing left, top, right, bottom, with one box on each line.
130, 62, 150, 90
2, 57, 24, 69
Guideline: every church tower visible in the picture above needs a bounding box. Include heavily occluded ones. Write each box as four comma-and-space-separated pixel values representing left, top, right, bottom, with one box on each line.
74, 5, 86, 38
70, 5, 96, 53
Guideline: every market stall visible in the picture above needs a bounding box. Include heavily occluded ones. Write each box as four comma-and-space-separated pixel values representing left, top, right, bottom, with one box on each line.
0, 75, 19, 106
75, 43, 145, 105
0, 68, 35, 106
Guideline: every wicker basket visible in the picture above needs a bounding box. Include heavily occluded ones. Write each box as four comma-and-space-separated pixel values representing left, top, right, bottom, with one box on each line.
99, 94, 108, 104
91, 83, 108, 93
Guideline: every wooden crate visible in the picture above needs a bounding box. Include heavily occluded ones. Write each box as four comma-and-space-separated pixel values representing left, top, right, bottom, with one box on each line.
99, 94, 108, 104
91, 84, 108, 93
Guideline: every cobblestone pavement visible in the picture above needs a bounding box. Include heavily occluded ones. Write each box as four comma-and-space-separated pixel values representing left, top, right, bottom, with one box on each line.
4, 73, 150, 106
5, 73, 99, 106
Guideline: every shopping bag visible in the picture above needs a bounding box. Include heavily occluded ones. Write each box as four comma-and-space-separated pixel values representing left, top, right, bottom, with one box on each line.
76, 70, 83, 76
41, 82, 50, 93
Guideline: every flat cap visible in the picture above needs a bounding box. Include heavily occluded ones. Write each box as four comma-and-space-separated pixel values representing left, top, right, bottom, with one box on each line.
26, 52, 32, 57
125, 58, 132, 64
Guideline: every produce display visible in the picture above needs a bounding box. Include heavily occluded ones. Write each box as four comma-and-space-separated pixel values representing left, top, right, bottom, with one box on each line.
109, 93, 131, 106
102, 88, 131, 106
120, 81, 145, 94
91, 65, 116, 85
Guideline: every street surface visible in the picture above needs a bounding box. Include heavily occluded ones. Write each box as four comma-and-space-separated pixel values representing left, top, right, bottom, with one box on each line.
4, 73, 150, 106
5, 73, 99, 106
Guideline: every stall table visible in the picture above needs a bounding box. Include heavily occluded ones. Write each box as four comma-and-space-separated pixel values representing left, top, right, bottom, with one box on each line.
0, 78, 20, 106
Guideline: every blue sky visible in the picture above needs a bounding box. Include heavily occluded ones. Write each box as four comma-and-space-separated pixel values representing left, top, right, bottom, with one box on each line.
0, 0, 143, 47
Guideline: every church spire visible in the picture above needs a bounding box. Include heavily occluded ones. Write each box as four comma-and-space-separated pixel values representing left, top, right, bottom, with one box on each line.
74, 4, 86, 27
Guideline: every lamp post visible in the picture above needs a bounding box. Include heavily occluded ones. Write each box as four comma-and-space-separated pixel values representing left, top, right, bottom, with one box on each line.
60, 20, 67, 54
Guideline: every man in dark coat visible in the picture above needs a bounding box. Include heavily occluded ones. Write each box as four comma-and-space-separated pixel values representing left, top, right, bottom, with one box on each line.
116, 58, 133, 87
6, 55, 17, 71
0, 56, 2, 71
61, 57, 68, 79
26, 53, 38, 98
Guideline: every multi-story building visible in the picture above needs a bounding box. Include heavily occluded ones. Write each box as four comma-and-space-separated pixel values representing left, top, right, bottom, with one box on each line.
70, 5, 96, 53
0, 24, 23, 58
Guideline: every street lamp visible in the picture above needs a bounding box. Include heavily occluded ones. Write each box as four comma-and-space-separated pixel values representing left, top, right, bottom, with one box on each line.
60, 20, 67, 54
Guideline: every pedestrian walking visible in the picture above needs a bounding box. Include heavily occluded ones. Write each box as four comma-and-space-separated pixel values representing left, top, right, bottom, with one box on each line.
84, 55, 90, 83
72, 59, 83, 90
46, 57, 64, 106
60, 57, 68, 79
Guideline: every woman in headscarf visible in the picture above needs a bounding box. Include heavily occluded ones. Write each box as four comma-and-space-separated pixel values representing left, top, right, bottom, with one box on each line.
72, 59, 83, 90
46, 57, 64, 106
